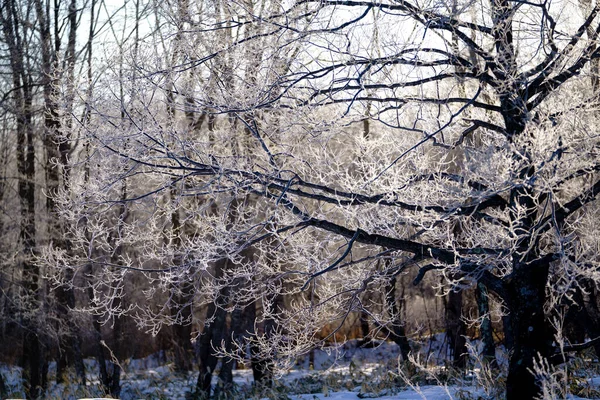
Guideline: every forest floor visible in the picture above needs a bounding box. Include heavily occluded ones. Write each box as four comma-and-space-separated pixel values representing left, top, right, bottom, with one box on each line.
1, 337, 599, 399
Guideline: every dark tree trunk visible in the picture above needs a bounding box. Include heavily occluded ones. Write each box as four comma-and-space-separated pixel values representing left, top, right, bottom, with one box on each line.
195, 317, 220, 398
72, 332, 86, 383
93, 323, 122, 398
99, 180, 127, 399
583, 284, 600, 357
564, 293, 586, 351
0, 370, 6, 398
476, 283, 496, 365
55, 282, 86, 385
251, 345, 274, 387
169, 189, 194, 373
86, 270, 120, 398
172, 300, 194, 372
560, 282, 600, 359
505, 262, 552, 400
22, 332, 42, 399
166, 12, 195, 369
195, 259, 230, 399
251, 296, 278, 386
385, 274, 411, 361
215, 258, 258, 397
40, 352, 49, 394
88, 282, 110, 394
109, 315, 122, 398
445, 290, 468, 369
502, 313, 515, 351
391, 322, 412, 362
215, 307, 239, 399
92, 317, 110, 394
359, 312, 371, 344
195, 304, 228, 398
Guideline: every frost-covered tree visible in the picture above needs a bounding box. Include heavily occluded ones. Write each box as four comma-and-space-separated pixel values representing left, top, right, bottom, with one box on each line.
54, 0, 600, 398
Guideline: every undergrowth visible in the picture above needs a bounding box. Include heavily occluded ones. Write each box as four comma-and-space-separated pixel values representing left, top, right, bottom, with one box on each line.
4, 345, 600, 399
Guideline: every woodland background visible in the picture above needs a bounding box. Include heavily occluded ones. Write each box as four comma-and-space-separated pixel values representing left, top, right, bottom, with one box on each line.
3, 0, 600, 399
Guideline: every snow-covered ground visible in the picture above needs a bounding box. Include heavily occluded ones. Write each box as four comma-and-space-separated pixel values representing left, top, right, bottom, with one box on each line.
1, 337, 599, 399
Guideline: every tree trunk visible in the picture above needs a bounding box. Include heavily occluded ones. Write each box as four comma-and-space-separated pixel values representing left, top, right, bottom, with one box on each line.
558, 282, 600, 360
476, 283, 496, 365
168, 188, 194, 373
195, 259, 230, 399
55, 283, 86, 385
359, 311, 370, 344
445, 290, 468, 369
505, 263, 552, 400
22, 332, 42, 399
215, 307, 239, 399
215, 263, 257, 397
503, 313, 515, 351
105, 198, 126, 399
165, 4, 195, 371
92, 317, 111, 395
109, 314, 122, 398
585, 290, 600, 357
0, 370, 7, 398
251, 296, 278, 387
385, 275, 411, 361
172, 303, 194, 372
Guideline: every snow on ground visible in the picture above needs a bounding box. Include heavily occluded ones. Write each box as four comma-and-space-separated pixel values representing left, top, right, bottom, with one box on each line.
287, 386, 476, 400
1, 338, 599, 398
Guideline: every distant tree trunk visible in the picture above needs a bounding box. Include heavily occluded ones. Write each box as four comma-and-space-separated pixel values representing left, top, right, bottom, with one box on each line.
83, 178, 126, 398
166, 65, 194, 376
171, 288, 194, 372
581, 0, 600, 93
445, 290, 468, 369
104, 181, 127, 399
195, 259, 230, 399
90, 309, 111, 392
0, 371, 7, 398
582, 283, 600, 357
359, 312, 371, 346
195, 312, 223, 398
87, 286, 122, 399
55, 284, 85, 385
251, 295, 279, 386
214, 249, 257, 397
164, 0, 196, 370
85, 269, 121, 398
215, 306, 240, 398
385, 274, 411, 361
564, 282, 600, 358
476, 283, 496, 365
109, 316, 122, 398
168, 187, 194, 373
0, 98, 7, 370
81, 94, 119, 397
